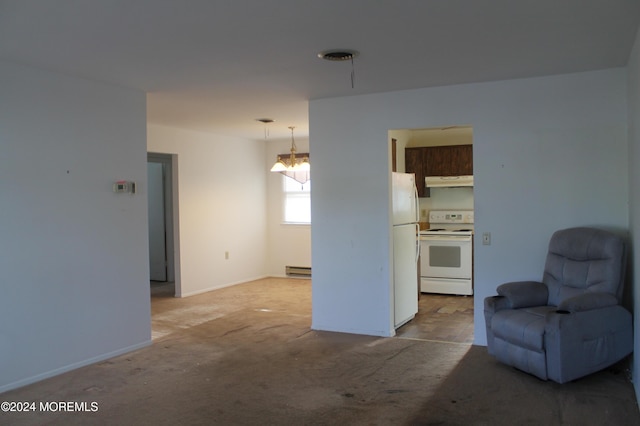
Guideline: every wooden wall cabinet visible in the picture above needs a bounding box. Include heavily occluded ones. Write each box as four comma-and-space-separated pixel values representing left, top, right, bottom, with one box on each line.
405, 147, 429, 197
425, 145, 473, 177
405, 144, 473, 197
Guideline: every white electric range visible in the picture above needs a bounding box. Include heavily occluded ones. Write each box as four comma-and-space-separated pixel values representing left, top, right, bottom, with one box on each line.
419, 210, 474, 295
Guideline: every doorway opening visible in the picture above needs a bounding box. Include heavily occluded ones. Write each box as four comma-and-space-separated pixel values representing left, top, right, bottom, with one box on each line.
389, 126, 474, 343
147, 153, 180, 297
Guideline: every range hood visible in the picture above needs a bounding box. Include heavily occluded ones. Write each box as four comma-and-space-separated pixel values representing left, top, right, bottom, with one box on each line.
425, 175, 474, 188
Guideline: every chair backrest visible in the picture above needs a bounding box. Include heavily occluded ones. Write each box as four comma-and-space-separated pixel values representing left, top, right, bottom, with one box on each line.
542, 227, 626, 306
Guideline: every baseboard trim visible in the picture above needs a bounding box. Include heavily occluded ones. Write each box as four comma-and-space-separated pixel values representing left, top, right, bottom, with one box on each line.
0, 340, 152, 393
179, 275, 269, 298
267, 274, 311, 280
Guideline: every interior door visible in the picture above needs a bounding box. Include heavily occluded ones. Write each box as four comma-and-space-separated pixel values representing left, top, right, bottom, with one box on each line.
148, 162, 167, 281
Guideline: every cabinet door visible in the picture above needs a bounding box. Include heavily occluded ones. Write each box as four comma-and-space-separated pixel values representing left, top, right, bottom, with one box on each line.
457, 144, 473, 175
405, 148, 428, 197
425, 145, 473, 176
424, 146, 450, 176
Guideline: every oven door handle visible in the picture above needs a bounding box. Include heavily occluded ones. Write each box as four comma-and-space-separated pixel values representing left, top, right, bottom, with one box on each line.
420, 235, 472, 242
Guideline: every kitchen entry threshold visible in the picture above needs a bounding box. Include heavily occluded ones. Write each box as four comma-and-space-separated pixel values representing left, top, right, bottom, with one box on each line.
395, 293, 473, 344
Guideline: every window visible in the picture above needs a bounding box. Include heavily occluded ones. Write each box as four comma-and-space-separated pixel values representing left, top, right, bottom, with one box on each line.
283, 176, 311, 224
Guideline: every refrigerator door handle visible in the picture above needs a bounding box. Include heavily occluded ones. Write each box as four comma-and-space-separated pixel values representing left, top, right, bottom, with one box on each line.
415, 223, 421, 262
413, 184, 420, 223
413, 181, 420, 263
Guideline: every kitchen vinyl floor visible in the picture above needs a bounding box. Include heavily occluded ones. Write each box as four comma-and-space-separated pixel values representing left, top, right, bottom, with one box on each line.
395, 293, 474, 343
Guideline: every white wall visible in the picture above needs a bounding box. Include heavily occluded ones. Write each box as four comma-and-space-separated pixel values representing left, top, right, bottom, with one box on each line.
626, 26, 640, 403
310, 68, 629, 339
147, 124, 268, 296
0, 61, 150, 392
266, 136, 312, 276
419, 187, 474, 217
408, 126, 473, 148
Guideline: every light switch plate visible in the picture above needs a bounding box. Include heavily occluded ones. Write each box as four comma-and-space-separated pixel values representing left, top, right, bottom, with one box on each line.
482, 232, 491, 245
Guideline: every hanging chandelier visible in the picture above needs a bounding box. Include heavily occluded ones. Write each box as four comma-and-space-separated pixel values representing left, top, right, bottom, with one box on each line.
270, 126, 310, 184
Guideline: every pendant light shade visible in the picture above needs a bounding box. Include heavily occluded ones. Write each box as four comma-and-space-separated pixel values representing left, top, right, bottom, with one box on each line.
270, 160, 287, 172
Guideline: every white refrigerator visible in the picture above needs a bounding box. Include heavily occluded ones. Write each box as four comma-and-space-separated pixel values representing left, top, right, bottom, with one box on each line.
392, 172, 420, 328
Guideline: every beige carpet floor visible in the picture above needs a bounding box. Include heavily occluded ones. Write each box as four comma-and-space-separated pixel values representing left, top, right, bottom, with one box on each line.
1, 278, 638, 425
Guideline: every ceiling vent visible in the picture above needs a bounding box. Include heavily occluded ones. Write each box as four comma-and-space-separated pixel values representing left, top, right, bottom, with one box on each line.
317, 49, 359, 61
317, 49, 359, 88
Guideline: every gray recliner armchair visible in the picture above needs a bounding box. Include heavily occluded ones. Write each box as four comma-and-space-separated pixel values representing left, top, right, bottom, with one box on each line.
484, 227, 633, 383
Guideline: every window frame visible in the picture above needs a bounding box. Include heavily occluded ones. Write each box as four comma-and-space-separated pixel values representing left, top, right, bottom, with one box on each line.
282, 175, 311, 225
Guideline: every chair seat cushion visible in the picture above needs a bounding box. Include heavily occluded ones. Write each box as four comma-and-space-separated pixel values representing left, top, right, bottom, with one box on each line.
491, 306, 557, 351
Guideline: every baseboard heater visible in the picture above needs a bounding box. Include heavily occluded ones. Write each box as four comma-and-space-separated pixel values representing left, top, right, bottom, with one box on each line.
285, 266, 312, 277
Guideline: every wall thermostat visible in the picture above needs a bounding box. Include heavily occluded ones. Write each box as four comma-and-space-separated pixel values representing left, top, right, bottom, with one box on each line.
113, 180, 136, 194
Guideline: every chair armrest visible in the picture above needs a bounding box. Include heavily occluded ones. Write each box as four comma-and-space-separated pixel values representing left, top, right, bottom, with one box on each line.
496, 281, 548, 308
484, 294, 511, 313
544, 305, 633, 383
556, 292, 619, 313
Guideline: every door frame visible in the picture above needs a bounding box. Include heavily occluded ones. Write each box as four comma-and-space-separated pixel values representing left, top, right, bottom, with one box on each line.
147, 152, 181, 297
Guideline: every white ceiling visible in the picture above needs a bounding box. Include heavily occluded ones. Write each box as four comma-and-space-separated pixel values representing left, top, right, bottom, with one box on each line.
1, 0, 639, 140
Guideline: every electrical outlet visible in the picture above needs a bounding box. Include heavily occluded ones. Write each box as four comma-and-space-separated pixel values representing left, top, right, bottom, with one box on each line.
225, 251, 229, 260
482, 232, 491, 245
421, 209, 427, 218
